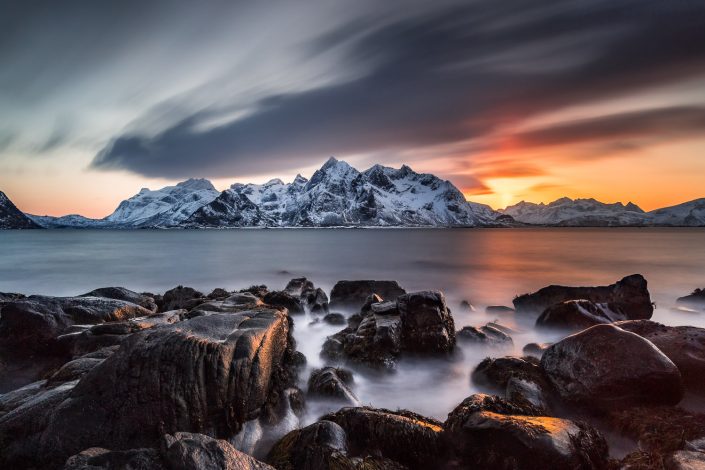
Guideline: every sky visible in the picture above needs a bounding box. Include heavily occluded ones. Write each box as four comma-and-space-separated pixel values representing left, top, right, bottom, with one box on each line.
1, 0, 704, 217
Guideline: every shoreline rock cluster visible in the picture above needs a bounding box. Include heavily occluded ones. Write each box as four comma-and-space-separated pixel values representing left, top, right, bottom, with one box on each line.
1, 276, 704, 469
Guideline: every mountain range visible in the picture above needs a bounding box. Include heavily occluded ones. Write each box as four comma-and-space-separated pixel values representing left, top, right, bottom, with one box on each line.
1, 158, 704, 229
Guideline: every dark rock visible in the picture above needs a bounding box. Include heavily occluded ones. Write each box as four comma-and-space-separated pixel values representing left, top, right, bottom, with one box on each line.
303, 287, 329, 314
0, 308, 298, 468
486, 305, 515, 314
323, 312, 346, 325
161, 286, 205, 311
162, 432, 274, 469
506, 377, 549, 410
267, 421, 350, 470
397, 290, 455, 354
485, 322, 518, 335
0, 292, 25, 302
444, 394, 609, 470
307, 367, 359, 405
284, 278, 314, 297
522, 342, 552, 358
264, 290, 304, 314
322, 406, 444, 469
459, 300, 475, 312
240, 284, 269, 298
514, 274, 654, 320
536, 299, 616, 330
207, 287, 231, 300
457, 325, 513, 348
677, 288, 705, 309
47, 357, 105, 385
471, 356, 545, 391
361, 293, 384, 313
81, 287, 158, 313
186, 293, 263, 316
616, 320, 705, 394
541, 324, 683, 410
64, 447, 163, 470
370, 301, 398, 315
329, 280, 406, 311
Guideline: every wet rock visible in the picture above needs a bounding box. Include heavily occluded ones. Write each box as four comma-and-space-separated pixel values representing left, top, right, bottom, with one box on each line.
457, 324, 513, 348
541, 324, 683, 410
459, 299, 475, 312
267, 420, 349, 470
677, 288, 705, 310
0, 292, 25, 302
187, 293, 263, 316
361, 293, 384, 313
47, 356, 105, 385
322, 406, 444, 469
161, 286, 205, 311
64, 447, 163, 470
506, 377, 548, 410
307, 367, 359, 405
486, 322, 519, 335
443, 394, 609, 470
397, 290, 455, 354
239, 284, 269, 298
370, 300, 398, 315
303, 287, 329, 314
616, 320, 705, 394
81, 287, 158, 313
536, 299, 616, 330
486, 305, 515, 314
284, 278, 314, 297
323, 312, 346, 325
162, 432, 274, 470
329, 280, 406, 311
263, 290, 304, 314
522, 342, 552, 358
207, 287, 231, 300
472, 356, 546, 391
666, 450, 705, 470
0, 308, 298, 468
513, 274, 654, 320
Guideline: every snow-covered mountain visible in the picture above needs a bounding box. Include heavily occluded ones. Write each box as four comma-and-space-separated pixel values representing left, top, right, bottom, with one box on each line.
28, 214, 102, 229
0, 191, 42, 229
501, 198, 648, 226
186, 158, 499, 227
501, 197, 705, 226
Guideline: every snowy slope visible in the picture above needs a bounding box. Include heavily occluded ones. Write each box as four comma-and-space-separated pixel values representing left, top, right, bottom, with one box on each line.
500, 198, 649, 226
0, 191, 42, 229
187, 157, 502, 227
648, 198, 705, 226
103, 178, 220, 227
28, 214, 104, 229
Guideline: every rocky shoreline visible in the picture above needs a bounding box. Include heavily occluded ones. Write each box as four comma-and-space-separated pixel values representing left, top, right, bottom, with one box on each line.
1, 277, 705, 469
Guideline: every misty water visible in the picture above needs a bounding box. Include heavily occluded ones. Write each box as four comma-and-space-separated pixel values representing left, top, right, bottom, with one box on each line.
2, 228, 705, 455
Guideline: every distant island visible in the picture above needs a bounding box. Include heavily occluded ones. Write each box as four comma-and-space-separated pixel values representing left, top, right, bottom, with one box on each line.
2, 158, 704, 229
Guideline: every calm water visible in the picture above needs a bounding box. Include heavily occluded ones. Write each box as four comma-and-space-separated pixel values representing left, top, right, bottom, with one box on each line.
1, 228, 704, 452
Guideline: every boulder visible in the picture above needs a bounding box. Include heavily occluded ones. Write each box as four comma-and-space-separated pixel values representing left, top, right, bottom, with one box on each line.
397, 290, 455, 354
457, 324, 513, 348
207, 287, 231, 300
284, 278, 314, 297
307, 367, 359, 405
677, 288, 705, 310
302, 287, 329, 314
81, 287, 158, 313
486, 305, 515, 314
322, 407, 444, 469
541, 324, 683, 410
187, 293, 263, 316
472, 356, 553, 411
322, 313, 346, 325
536, 299, 616, 330
64, 447, 163, 470
513, 274, 653, 320
263, 291, 304, 314
616, 320, 705, 394
443, 394, 609, 470
0, 308, 299, 468
522, 342, 551, 358
459, 300, 476, 312
239, 285, 269, 298
329, 280, 406, 311
160, 285, 205, 311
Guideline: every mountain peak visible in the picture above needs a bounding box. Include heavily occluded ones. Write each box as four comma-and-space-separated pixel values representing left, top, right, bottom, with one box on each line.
176, 178, 216, 191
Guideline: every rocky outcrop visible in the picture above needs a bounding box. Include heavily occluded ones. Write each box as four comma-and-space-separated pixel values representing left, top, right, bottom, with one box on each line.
302, 287, 329, 314
457, 324, 513, 348
617, 320, 705, 394
522, 342, 551, 358
443, 394, 609, 470
0, 308, 299, 468
677, 288, 705, 310
160, 285, 205, 311
307, 367, 359, 405
80, 287, 158, 313
322, 407, 444, 469
513, 274, 654, 320
471, 356, 553, 411
329, 280, 406, 311
0, 190, 42, 229
322, 313, 346, 325
541, 324, 683, 410
64, 432, 274, 470
322, 290, 455, 369
536, 299, 617, 330
264, 291, 304, 314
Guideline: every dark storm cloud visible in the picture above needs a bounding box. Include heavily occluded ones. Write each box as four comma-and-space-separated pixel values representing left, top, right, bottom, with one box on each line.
510, 105, 705, 150
88, 0, 705, 178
